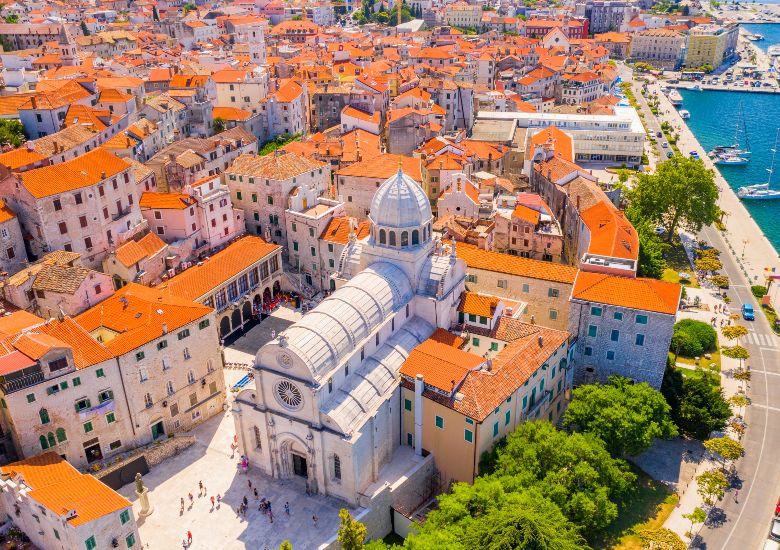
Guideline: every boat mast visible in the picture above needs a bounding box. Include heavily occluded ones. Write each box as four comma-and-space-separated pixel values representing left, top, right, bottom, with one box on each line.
768, 128, 779, 188
742, 102, 750, 152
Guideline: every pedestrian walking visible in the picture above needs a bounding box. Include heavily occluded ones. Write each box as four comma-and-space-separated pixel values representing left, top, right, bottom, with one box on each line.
284, 502, 290, 515
313, 514, 318, 527
188, 492, 193, 504
187, 531, 192, 544
734, 489, 739, 503
198, 481, 203, 496
269, 510, 274, 523
254, 488, 258, 499
248, 479, 252, 490
267, 501, 272, 514
243, 496, 248, 507
211, 495, 215, 508
180, 497, 185, 513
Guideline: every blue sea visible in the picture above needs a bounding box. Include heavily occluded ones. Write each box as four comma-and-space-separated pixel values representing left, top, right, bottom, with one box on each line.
678, 24, 780, 251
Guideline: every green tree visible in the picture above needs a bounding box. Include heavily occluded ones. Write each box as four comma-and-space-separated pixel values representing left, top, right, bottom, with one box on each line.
703, 437, 743, 469
696, 469, 728, 506
635, 527, 687, 550
661, 366, 731, 440
672, 319, 717, 357
695, 256, 722, 272
279, 541, 293, 550
4, 14, 18, 23
0, 120, 25, 147
80, 20, 90, 36
721, 325, 748, 344
628, 155, 718, 242
338, 508, 366, 550
751, 285, 768, 298
183, 3, 197, 14
631, 216, 668, 279
213, 117, 226, 134
721, 345, 749, 367
492, 421, 635, 532
682, 507, 707, 536
404, 480, 589, 550
564, 376, 677, 456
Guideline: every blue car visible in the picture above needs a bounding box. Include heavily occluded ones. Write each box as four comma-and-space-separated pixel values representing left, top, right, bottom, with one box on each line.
742, 303, 755, 321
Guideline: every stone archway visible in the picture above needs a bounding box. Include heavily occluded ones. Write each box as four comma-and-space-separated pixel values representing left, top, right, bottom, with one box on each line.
242, 301, 252, 323
272, 280, 281, 296
276, 433, 318, 495
231, 308, 242, 331
219, 316, 231, 337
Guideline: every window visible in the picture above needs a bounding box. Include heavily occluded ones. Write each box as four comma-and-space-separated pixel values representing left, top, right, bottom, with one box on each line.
84, 237, 93, 249
110, 440, 122, 450
157, 340, 168, 350
49, 357, 68, 372
614, 311, 624, 321
209, 381, 217, 395
610, 329, 619, 342
522, 283, 530, 293
472, 337, 480, 346
85, 536, 96, 550
497, 279, 507, 289
606, 350, 615, 360
404, 398, 412, 411
106, 412, 116, 424
479, 316, 488, 325
549, 309, 558, 320
54, 529, 60, 540
237, 191, 242, 200
96, 368, 105, 378
79, 215, 88, 228
636, 314, 648, 324
144, 393, 152, 408
548, 288, 559, 298
310, 246, 316, 257
83, 421, 93, 434
505, 410, 511, 426
189, 393, 197, 407
267, 195, 273, 205
188, 370, 195, 384
591, 307, 602, 316
468, 313, 476, 322
490, 342, 499, 351
493, 422, 499, 437
53, 199, 62, 211
587, 325, 597, 338
167, 381, 175, 395
120, 510, 130, 525
435, 415, 444, 429
75, 398, 91, 412
464, 429, 473, 443
126, 533, 136, 548
26, 393, 35, 403
199, 319, 210, 330
292, 241, 298, 252
139, 368, 148, 383
584, 346, 593, 356
98, 390, 113, 403
635, 334, 645, 346
59, 380, 68, 390
39, 408, 49, 424
522, 395, 528, 410
136, 351, 145, 361
177, 329, 190, 340
333, 455, 342, 480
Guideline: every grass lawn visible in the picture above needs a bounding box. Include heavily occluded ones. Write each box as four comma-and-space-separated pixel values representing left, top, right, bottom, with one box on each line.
673, 363, 722, 386
663, 241, 698, 287
669, 345, 721, 373
594, 466, 679, 549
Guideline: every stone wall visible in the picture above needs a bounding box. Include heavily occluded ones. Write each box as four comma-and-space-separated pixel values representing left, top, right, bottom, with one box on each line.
95, 435, 196, 482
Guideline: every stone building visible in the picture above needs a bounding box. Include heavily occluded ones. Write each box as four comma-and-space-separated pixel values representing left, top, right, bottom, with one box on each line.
232, 167, 467, 508
0, 199, 26, 276
568, 271, 680, 389
628, 28, 685, 69
0, 453, 140, 550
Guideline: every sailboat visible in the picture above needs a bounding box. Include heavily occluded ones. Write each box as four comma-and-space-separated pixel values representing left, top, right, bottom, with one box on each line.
738, 128, 780, 200
711, 101, 751, 158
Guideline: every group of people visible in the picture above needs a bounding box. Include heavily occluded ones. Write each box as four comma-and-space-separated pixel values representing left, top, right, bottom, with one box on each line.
711, 302, 733, 327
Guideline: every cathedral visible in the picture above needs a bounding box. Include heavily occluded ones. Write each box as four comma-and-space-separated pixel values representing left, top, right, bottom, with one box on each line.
232, 168, 466, 505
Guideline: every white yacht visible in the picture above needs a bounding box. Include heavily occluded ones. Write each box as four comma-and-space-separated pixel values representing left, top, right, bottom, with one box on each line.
668, 90, 683, 106
679, 109, 691, 119
739, 129, 780, 200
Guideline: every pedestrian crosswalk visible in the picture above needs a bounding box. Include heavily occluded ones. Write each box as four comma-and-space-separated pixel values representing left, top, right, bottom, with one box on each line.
743, 331, 778, 348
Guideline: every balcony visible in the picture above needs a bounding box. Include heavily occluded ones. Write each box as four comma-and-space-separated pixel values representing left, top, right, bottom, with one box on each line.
0, 370, 44, 394
523, 390, 552, 420
113, 207, 133, 222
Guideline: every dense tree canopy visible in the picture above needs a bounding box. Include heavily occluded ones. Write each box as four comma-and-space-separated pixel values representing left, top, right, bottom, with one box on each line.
403, 480, 589, 550
671, 319, 717, 358
628, 155, 719, 242
338, 508, 367, 550
625, 209, 667, 279
563, 376, 677, 456
661, 366, 731, 440
0, 120, 25, 147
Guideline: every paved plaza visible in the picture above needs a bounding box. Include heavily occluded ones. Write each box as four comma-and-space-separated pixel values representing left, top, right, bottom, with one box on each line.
120, 305, 347, 550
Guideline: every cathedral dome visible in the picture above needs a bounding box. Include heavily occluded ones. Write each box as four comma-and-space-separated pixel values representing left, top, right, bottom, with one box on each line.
370, 168, 432, 229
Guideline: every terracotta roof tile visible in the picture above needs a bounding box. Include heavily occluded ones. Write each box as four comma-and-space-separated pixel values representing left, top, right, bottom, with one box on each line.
458, 243, 577, 284
226, 152, 325, 180
320, 217, 370, 244
580, 201, 639, 260
139, 192, 196, 210
459, 292, 499, 317
572, 271, 680, 314
336, 154, 422, 182
400, 338, 484, 394
114, 233, 167, 268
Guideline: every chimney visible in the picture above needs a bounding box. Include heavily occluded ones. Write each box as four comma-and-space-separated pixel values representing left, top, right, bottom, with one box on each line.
414, 374, 424, 457
162, 322, 168, 335
538, 335, 544, 347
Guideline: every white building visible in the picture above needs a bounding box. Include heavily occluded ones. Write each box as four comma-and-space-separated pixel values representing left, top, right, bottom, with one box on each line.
232, 167, 467, 509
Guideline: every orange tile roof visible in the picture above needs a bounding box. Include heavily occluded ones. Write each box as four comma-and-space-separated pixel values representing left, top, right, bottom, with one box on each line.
114, 232, 167, 268
579, 201, 638, 260
512, 204, 541, 225
0, 311, 44, 337
1, 453, 130, 527
458, 243, 577, 284
572, 271, 680, 315
459, 292, 499, 317
400, 338, 484, 393
530, 125, 574, 162
139, 192, 195, 210
320, 217, 370, 244
19, 148, 129, 199
157, 236, 280, 301
0, 199, 16, 224
428, 327, 465, 348
212, 106, 252, 121
227, 152, 325, 180
76, 283, 212, 356
0, 147, 47, 170
342, 105, 380, 124
336, 154, 422, 182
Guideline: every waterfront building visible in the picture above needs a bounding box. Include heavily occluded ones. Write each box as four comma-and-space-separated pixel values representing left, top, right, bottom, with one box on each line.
629, 28, 686, 69
0, 453, 140, 550
684, 23, 738, 69
584, 0, 640, 34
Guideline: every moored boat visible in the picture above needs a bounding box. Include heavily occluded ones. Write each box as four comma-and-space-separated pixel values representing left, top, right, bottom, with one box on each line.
679, 109, 691, 119
668, 90, 683, 106
739, 129, 780, 200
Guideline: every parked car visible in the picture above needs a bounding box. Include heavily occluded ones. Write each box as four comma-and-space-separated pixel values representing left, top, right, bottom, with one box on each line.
657, 131, 663, 137
770, 518, 780, 542
742, 303, 755, 321
667, 151, 674, 158
662, 142, 669, 148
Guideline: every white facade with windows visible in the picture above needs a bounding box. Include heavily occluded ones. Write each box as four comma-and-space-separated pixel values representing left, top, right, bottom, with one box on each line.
232, 169, 467, 505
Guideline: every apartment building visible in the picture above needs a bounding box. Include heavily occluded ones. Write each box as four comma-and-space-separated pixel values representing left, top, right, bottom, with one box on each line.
0, 149, 144, 269
213, 68, 270, 116
399, 323, 572, 485
0, 453, 140, 550
225, 152, 329, 250
684, 23, 738, 69
157, 236, 283, 339
0, 200, 26, 275
629, 28, 685, 68
76, 284, 226, 444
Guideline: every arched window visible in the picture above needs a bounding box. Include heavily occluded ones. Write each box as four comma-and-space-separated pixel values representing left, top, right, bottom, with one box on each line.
333, 454, 342, 480
47, 432, 55, 448
559, 358, 568, 370
39, 435, 48, 450
56, 428, 67, 443
379, 229, 386, 244
401, 231, 409, 247
39, 408, 50, 425
166, 381, 175, 396
412, 230, 419, 245
253, 426, 262, 449
389, 231, 397, 246
188, 370, 195, 384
